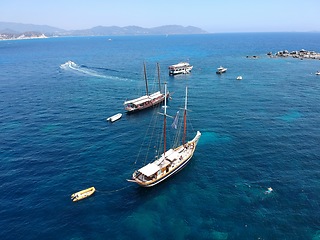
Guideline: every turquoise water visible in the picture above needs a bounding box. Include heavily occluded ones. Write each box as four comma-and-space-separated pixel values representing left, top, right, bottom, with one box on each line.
1, 33, 320, 239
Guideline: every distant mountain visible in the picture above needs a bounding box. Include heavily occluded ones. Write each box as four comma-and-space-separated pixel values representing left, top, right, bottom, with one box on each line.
68, 25, 207, 36
0, 22, 64, 34
0, 22, 207, 37
150, 25, 206, 35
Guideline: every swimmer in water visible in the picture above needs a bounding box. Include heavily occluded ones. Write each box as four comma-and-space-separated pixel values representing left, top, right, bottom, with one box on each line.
265, 187, 273, 194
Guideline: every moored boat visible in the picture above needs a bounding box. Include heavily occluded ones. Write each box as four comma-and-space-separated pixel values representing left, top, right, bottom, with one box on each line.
216, 66, 227, 74
127, 84, 201, 187
71, 187, 95, 202
106, 113, 122, 122
168, 62, 193, 75
124, 63, 169, 113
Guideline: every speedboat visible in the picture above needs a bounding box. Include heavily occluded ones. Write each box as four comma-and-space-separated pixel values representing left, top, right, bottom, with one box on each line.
236, 76, 243, 80
216, 66, 227, 74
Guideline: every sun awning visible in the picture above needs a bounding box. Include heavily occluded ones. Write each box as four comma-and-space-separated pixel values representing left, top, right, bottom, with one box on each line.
166, 150, 181, 162
149, 91, 162, 99
169, 62, 190, 68
124, 92, 163, 106
138, 163, 160, 177
124, 95, 149, 105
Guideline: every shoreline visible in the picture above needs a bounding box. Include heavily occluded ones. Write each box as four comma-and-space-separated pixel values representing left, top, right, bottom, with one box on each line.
0, 33, 48, 41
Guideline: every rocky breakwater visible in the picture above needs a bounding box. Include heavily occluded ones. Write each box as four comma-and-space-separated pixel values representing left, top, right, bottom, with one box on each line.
267, 49, 320, 60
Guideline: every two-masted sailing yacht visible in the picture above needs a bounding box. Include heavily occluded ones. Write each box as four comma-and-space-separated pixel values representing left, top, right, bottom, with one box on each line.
127, 84, 201, 187
123, 63, 169, 113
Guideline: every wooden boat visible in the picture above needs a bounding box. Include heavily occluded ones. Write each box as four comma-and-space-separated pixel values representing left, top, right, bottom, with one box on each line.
71, 187, 95, 202
124, 63, 169, 113
127, 84, 201, 187
106, 113, 122, 122
216, 66, 227, 74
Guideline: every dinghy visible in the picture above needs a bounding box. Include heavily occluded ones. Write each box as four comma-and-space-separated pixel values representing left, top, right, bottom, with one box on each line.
106, 113, 122, 122
71, 187, 95, 202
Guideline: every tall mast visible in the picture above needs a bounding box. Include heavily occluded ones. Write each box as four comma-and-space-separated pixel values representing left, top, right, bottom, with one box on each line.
182, 86, 188, 145
157, 63, 161, 92
163, 83, 167, 156
143, 62, 149, 96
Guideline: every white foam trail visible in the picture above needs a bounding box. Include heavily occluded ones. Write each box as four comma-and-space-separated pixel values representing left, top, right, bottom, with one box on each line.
60, 60, 77, 69
60, 61, 128, 81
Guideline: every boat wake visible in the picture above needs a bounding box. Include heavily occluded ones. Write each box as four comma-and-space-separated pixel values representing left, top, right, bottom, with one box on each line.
60, 61, 127, 80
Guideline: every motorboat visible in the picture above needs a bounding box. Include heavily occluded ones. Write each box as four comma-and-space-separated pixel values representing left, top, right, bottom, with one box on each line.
216, 66, 227, 74
168, 62, 193, 75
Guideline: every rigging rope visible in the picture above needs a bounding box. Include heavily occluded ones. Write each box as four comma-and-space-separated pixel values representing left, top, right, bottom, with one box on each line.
144, 108, 160, 165
132, 105, 160, 167
95, 185, 131, 194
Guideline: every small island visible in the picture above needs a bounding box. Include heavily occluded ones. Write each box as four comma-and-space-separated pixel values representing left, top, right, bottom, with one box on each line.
267, 49, 320, 60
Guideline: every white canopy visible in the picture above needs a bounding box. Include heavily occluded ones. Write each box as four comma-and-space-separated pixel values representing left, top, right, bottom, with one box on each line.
169, 62, 190, 68
138, 163, 160, 177
124, 95, 149, 105
124, 91, 162, 106
165, 149, 181, 162
149, 91, 162, 99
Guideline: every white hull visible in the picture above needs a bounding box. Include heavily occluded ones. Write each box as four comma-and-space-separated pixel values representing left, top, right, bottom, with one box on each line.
169, 67, 193, 75
107, 113, 122, 122
169, 62, 193, 75
216, 66, 227, 74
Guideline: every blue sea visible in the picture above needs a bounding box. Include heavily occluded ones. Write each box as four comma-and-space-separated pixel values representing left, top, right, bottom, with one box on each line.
1, 33, 320, 239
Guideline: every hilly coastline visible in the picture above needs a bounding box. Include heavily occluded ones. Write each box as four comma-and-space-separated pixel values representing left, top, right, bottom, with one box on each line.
0, 22, 207, 40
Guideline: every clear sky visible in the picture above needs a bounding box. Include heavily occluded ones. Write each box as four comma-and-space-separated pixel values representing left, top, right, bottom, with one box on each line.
1, 0, 319, 33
